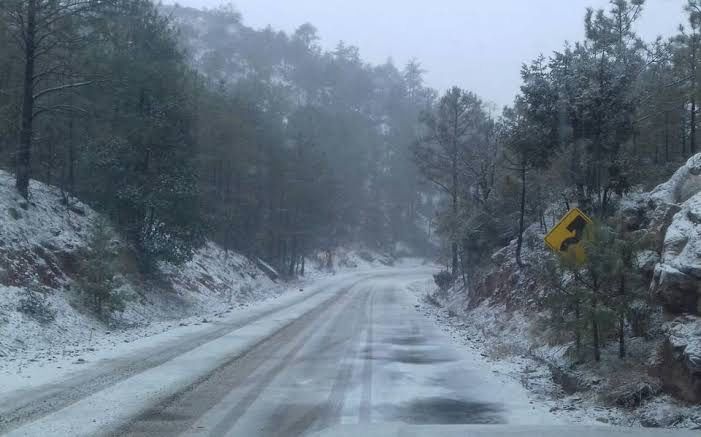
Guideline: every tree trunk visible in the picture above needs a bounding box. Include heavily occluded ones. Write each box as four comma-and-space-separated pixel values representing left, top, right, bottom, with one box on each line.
16, 0, 37, 199
592, 296, 601, 362
451, 103, 460, 278
460, 242, 468, 286
618, 316, 625, 359
288, 236, 296, 277
665, 111, 670, 163
574, 299, 582, 358
46, 140, 54, 185
451, 158, 459, 277
68, 116, 75, 193
681, 108, 687, 158
601, 187, 611, 217
691, 97, 697, 156
618, 273, 626, 359
516, 161, 527, 267
325, 250, 333, 270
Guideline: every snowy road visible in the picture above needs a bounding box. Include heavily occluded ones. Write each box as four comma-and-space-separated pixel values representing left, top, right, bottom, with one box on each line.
1, 269, 558, 436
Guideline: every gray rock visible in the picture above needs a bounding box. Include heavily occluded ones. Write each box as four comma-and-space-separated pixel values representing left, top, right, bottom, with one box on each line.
604, 381, 660, 408
657, 316, 701, 402
491, 246, 508, 265
636, 250, 659, 274
650, 153, 701, 204
639, 404, 688, 428
652, 192, 701, 314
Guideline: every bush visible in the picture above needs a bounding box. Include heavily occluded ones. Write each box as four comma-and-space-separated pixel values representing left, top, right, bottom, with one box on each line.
423, 293, 441, 307
17, 288, 55, 325
77, 219, 125, 320
433, 270, 454, 291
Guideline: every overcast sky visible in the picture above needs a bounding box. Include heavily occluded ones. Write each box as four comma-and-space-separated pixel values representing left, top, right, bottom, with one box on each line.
168, 0, 687, 107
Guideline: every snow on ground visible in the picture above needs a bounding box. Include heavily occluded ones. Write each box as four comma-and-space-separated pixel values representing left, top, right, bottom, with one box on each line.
0, 253, 404, 389
0, 169, 289, 377
406, 278, 701, 429
2, 272, 381, 437
332, 245, 396, 269
0, 169, 428, 389
391, 277, 562, 427
0, 171, 97, 253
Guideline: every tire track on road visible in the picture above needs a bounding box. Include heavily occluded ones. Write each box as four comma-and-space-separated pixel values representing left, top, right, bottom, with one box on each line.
359, 288, 375, 423
114, 281, 359, 436
0, 276, 368, 434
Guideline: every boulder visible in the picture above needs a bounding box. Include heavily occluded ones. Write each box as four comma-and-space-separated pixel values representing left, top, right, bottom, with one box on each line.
638, 403, 689, 428
636, 250, 660, 275
618, 194, 679, 251
653, 264, 700, 314
646, 202, 682, 252
651, 192, 701, 315
650, 153, 701, 205
657, 316, 701, 403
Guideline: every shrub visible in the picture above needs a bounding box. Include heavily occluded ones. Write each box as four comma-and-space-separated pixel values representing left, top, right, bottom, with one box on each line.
423, 293, 441, 307
17, 288, 55, 324
433, 270, 454, 291
77, 219, 125, 320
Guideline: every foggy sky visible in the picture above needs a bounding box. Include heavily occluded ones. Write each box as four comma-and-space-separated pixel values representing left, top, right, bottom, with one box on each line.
168, 0, 686, 108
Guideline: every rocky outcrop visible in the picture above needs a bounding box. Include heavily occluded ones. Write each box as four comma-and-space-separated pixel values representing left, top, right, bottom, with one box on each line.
649, 153, 701, 205
619, 154, 701, 317
469, 154, 701, 405
652, 192, 701, 315
648, 154, 701, 403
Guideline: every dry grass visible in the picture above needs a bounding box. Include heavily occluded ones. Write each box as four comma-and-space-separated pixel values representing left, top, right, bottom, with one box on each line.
487, 341, 516, 360
423, 293, 441, 307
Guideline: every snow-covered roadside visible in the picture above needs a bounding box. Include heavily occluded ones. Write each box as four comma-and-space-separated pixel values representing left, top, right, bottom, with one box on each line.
407, 278, 701, 429
403, 278, 577, 421
2, 270, 385, 437
0, 245, 282, 383
1, 263, 432, 398
0, 265, 401, 394
0, 236, 412, 382
390, 277, 562, 426
0, 168, 433, 389
1, 280, 284, 394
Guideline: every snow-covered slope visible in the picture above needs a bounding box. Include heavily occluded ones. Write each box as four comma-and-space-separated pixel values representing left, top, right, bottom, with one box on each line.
0, 170, 425, 382
0, 171, 280, 366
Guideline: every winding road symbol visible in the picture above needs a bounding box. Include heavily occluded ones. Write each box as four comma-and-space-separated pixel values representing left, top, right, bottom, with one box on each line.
544, 208, 593, 264
559, 215, 589, 252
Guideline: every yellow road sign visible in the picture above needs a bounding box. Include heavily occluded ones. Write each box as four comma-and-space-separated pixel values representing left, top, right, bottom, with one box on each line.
544, 208, 592, 263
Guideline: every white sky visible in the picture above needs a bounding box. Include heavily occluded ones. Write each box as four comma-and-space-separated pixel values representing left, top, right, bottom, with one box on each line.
167, 0, 687, 107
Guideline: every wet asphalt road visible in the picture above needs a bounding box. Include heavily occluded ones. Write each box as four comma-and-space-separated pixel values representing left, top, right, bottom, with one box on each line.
111, 276, 514, 436
3, 272, 548, 436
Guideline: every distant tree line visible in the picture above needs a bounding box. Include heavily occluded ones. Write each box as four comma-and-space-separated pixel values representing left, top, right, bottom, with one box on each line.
0, 1, 437, 272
